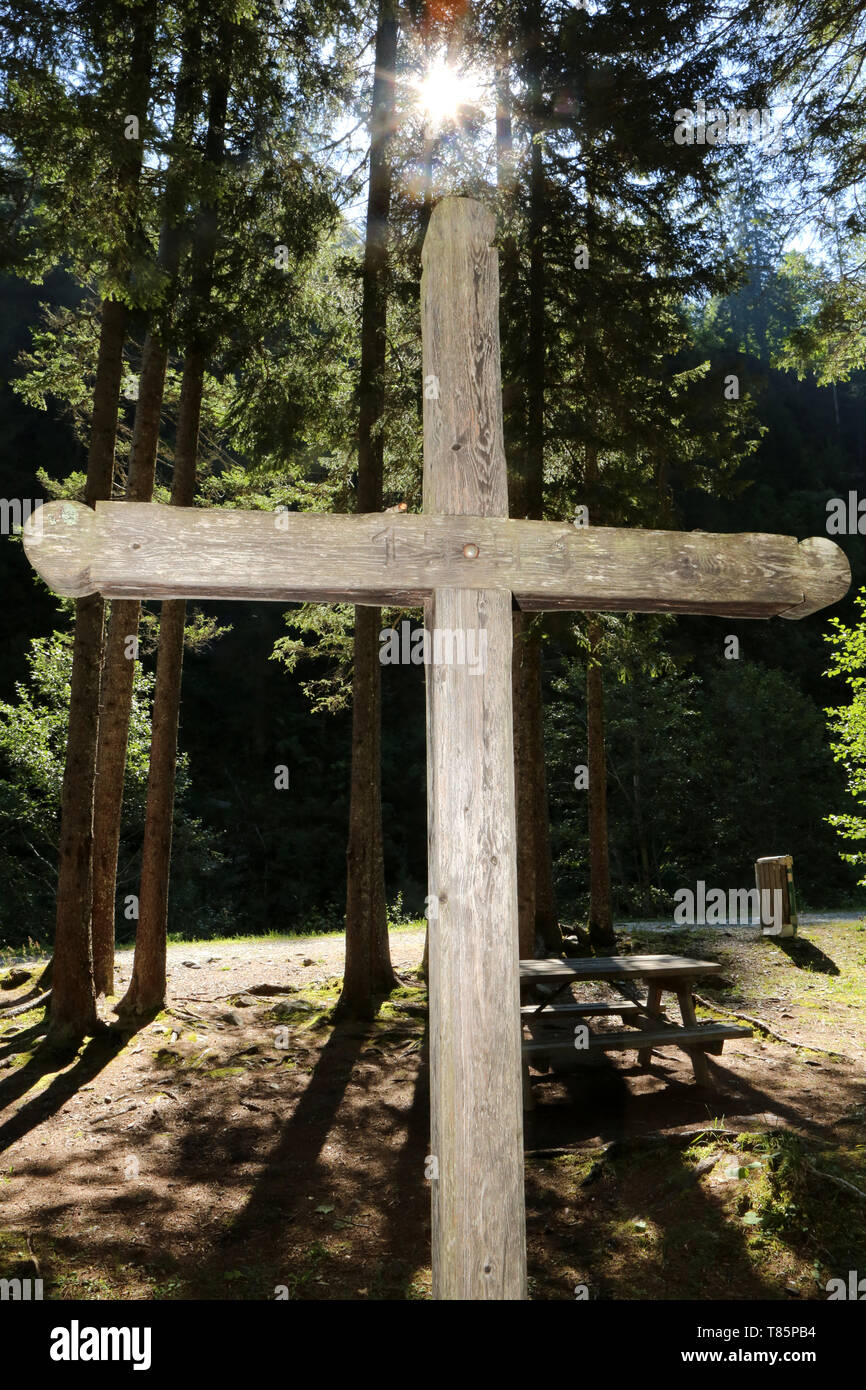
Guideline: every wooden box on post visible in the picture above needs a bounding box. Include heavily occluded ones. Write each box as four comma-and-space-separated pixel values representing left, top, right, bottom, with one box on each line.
755, 855, 797, 937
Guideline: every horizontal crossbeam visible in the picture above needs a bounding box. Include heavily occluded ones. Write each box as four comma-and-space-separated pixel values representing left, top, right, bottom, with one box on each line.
24, 500, 850, 620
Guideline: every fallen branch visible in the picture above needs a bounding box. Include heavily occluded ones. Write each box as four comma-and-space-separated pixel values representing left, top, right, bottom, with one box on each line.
0, 961, 52, 1016
243, 983, 300, 997
804, 1160, 866, 1202
692, 993, 846, 1058
172, 993, 254, 1004
0, 990, 51, 1019
90, 1104, 139, 1125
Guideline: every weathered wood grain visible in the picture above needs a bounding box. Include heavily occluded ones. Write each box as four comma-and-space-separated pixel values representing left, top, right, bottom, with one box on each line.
519, 954, 724, 981
775, 538, 851, 618
421, 197, 508, 517
423, 199, 526, 1300
23, 501, 851, 620
676, 983, 712, 1085
426, 585, 525, 1300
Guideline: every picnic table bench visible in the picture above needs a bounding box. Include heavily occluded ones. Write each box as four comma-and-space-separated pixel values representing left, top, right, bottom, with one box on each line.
519, 954, 750, 1108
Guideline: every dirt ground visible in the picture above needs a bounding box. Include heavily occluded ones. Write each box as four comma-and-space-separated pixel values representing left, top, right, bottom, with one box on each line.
1, 921, 865, 1300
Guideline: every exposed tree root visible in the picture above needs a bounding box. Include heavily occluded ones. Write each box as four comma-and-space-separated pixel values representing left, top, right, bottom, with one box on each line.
692, 992, 847, 1058
804, 1161, 866, 1202
0, 959, 53, 1015
0, 990, 51, 1018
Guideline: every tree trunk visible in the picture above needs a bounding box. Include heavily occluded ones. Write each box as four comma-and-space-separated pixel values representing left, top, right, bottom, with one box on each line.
119, 24, 231, 1016
91, 595, 138, 997
586, 617, 614, 947
512, 609, 537, 960
336, 0, 399, 1019
498, 44, 540, 963
119, 354, 204, 1015
631, 688, 652, 902
583, 431, 615, 947
528, 624, 561, 951
49, 307, 127, 1043
420, 921, 429, 980
495, 44, 516, 199
48, 4, 157, 1042
91, 26, 202, 997
340, 606, 391, 1017
126, 595, 187, 1008
579, 161, 614, 949
526, 114, 544, 526
92, 340, 169, 996
510, 48, 561, 958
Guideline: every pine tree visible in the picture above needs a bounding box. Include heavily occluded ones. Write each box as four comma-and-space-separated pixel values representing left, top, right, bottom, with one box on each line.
335, 0, 401, 1019
119, 2, 342, 1012
525, 0, 757, 945
42, 0, 160, 1041
92, 9, 203, 997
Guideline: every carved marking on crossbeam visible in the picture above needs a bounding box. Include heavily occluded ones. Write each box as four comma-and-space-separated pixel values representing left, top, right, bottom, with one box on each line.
370, 524, 396, 563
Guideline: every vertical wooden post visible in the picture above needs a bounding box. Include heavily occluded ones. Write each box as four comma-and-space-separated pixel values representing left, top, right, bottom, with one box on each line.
422, 197, 527, 1300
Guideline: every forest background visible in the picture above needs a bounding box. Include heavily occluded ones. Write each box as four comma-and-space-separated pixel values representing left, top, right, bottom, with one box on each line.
2, 0, 866, 970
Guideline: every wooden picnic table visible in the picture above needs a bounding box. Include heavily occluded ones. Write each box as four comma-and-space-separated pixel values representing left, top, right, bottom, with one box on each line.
518, 954, 750, 1108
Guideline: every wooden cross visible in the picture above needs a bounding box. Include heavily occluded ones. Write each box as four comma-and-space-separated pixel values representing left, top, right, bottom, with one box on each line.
24, 196, 850, 1300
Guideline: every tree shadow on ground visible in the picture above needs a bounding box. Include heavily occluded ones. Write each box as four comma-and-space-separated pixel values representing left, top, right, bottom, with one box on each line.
367, 1022, 430, 1295
770, 937, 839, 975
4, 981, 861, 1301
0, 1025, 135, 1153
0, 1017, 47, 1063
165, 1004, 433, 1299
523, 1047, 858, 1151
523, 1051, 866, 1299
525, 1135, 785, 1300
184, 1013, 372, 1294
